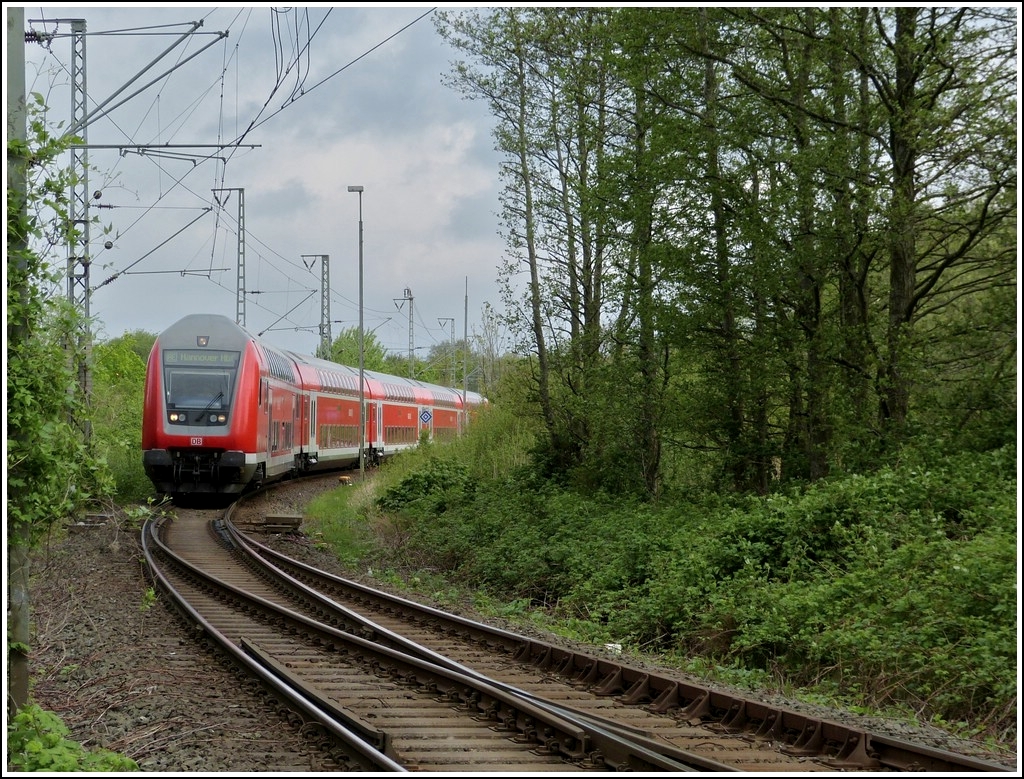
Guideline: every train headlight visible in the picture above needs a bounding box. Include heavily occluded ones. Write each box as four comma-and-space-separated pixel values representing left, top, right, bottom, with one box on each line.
217, 414, 227, 423
169, 412, 183, 423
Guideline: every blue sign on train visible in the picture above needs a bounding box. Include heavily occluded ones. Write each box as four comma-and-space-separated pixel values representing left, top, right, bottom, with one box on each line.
419, 409, 432, 424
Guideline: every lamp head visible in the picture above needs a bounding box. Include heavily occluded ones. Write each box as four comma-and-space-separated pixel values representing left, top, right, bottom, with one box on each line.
347, 185, 364, 193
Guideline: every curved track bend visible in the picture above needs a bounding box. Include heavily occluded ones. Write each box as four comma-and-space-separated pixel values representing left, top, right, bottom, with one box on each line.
141, 481, 1012, 773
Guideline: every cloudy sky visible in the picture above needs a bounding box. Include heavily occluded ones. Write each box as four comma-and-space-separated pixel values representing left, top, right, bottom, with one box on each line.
12, 4, 512, 361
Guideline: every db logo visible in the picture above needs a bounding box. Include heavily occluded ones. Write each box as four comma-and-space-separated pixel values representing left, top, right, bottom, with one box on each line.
191, 437, 203, 446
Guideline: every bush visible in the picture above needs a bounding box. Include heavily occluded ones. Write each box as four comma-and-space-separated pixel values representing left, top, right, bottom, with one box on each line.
7, 704, 138, 772
634, 445, 1017, 733
359, 442, 1017, 740
91, 336, 150, 503
375, 456, 476, 516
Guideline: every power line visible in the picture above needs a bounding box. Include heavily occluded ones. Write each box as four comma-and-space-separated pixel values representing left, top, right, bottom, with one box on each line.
228, 7, 436, 143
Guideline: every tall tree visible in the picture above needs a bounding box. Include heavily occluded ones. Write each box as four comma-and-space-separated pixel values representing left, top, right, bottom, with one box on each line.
825, 6, 880, 462
475, 301, 511, 395
437, 8, 571, 471
871, 7, 1016, 440
698, 9, 752, 487
707, 6, 1016, 474
436, 6, 1016, 496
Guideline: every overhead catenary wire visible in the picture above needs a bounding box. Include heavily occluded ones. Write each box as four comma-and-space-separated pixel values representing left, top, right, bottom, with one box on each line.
93, 208, 212, 290
28, 13, 246, 286
227, 7, 436, 145
27, 8, 448, 348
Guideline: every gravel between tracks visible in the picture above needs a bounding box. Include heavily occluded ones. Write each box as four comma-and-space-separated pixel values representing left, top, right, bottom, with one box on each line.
20, 476, 1018, 774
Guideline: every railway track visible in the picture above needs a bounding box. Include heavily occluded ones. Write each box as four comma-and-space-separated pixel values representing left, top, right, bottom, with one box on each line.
141, 478, 1013, 773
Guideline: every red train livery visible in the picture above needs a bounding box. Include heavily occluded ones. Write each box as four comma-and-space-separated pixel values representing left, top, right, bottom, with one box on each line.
142, 313, 485, 498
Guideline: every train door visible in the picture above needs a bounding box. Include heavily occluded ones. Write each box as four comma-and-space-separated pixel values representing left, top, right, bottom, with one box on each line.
309, 396, 317, 452
362, 398, 372, 463
370, 401, 382, 450
268, 386, 290, 450
362, 399, 382, 466
299, 393, 310, 450
259, 381, 273, 484
267, 384, 277, 458
267, 386, 298, 477
256, 378, 268, 452
377, 403, 383, 449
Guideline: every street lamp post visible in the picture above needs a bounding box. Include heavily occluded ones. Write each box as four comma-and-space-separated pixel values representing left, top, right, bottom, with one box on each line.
347, 185, 365, 479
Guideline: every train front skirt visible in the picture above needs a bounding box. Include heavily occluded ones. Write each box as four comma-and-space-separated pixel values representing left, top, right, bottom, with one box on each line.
144, 449, 253, 495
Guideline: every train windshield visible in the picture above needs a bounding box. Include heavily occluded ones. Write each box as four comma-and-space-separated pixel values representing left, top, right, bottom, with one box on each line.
163, 349, 240, 409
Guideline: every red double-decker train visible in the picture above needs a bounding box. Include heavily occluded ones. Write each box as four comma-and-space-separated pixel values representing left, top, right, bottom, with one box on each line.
142, 313, 484, 500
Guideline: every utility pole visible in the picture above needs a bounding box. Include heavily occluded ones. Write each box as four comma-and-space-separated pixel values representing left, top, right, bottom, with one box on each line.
403, 287, 415, 377
304, 254, 330, 356
9, 4, 31, 717
213, 188, 246, 326
439, 317, 455, 386
347, 185, 365, 479
463, 277, 469, 432
66, 18, 93, 440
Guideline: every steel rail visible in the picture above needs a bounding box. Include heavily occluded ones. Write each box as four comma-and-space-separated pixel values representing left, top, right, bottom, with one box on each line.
236, 515, 1013, 774
140, 515, 406, 772
145, 514, 713, 771
229, 521, 734, 771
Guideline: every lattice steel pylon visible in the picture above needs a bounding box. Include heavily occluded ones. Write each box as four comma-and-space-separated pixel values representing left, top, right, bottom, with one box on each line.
67, 18, 92, 439
404, 287, 414, 377
213, 188, 246, 326
303, 254, 330, 355
319, 254, 330, 355
234, 189, 246, 326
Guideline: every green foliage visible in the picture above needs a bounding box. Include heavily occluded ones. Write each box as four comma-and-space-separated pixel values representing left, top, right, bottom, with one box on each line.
630, 446, 1015, 734
5, 301, 105, 539
90, 335, 152, 501
302, 482, 379, 564
7, 95, 115, 543
375, 456, 476, 517
139, 587, 157, 612
317, 327, 388, 371
121, 496, 174, 530
102, 328, 157, 364
358, 440, 1016, 741
455, 398, 540, 480
6, 704, 138, 772
908, 280, 1017, 454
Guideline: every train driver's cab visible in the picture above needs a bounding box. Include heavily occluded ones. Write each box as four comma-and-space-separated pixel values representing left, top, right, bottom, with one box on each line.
163, 349, 240, 427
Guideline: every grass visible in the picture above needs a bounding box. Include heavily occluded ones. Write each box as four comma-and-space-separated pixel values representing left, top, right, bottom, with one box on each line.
302, 480, 377, 564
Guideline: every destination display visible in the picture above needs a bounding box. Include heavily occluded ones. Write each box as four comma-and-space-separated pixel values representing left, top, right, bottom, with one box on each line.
163, 349, 240, 367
